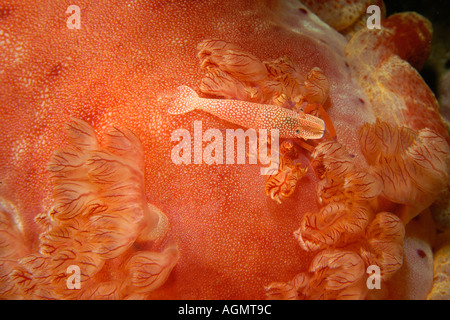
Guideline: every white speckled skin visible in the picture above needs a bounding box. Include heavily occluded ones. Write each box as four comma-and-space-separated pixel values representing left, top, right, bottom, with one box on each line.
169, 85, 325, 139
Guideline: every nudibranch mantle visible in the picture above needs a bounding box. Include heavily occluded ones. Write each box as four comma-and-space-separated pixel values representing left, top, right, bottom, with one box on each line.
168, 85, 325, 140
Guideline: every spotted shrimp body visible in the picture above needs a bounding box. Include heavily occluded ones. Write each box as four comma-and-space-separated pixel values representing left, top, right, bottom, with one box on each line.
168, 86, 325, 140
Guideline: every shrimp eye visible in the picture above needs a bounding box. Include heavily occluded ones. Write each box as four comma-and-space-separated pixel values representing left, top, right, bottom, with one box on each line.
295, 129, 301, 135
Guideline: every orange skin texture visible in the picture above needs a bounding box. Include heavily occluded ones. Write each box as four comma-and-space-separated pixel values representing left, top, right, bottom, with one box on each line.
0, 0, 447, 299
346, 11, 448, 143
300, 0, 385, 31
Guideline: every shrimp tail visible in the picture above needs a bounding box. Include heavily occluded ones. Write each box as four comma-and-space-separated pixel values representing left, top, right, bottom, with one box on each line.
168, 85, 200, 115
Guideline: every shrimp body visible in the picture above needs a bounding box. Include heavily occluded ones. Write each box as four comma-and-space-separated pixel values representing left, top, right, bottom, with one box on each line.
168, 86, 325, 140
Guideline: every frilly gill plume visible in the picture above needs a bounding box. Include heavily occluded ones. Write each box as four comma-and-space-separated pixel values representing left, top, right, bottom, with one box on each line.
192, 39, 333, 204
266, 119, 448, 300
0, 119, 178, 299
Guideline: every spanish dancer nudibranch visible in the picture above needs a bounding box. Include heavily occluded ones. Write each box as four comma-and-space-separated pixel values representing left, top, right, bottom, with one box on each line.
0, 0, 449, 300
